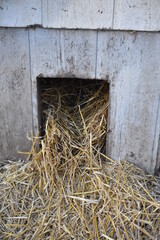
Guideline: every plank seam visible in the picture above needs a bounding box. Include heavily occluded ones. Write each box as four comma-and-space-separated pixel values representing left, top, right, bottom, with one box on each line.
151, 94, 160, 173
95, 31, 98, 79
112, 0, 116, 29
28, 29, 34, 134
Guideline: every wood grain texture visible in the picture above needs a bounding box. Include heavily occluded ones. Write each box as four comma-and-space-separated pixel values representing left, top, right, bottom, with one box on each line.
0, 28, 32, 160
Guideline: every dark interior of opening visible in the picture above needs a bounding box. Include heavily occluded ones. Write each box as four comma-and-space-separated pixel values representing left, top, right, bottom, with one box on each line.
37, 78, 109, 153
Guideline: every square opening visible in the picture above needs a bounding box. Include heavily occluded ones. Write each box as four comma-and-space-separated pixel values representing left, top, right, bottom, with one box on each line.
37, 78, 109, 154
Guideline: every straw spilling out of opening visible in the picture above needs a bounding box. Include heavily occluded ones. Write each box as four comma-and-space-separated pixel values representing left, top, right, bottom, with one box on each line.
0, 79, 160, 240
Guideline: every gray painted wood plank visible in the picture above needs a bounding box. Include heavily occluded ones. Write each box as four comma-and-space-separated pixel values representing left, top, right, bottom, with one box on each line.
96, 31, 160, 174
0, 0, 41, 27
113, 0, 160, 31
0, 28, 33, 160
42, 0, 114, 29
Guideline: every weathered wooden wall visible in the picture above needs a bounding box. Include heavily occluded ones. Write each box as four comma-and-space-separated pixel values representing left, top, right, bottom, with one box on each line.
1, 0, 160, 31
97, 31, 160, 174
0, 1, 160, 174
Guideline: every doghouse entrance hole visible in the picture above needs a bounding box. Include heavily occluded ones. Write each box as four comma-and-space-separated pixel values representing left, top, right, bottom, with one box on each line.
37, 78, 109, 154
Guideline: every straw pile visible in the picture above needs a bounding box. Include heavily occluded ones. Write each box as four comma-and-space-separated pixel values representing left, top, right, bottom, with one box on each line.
0, 79, 160, 240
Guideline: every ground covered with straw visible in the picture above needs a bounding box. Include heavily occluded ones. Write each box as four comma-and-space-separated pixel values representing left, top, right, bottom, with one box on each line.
0, 79, 160, 239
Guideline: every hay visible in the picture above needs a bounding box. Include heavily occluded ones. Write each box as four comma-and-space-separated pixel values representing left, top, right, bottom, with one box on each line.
0, 79, 160, 240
